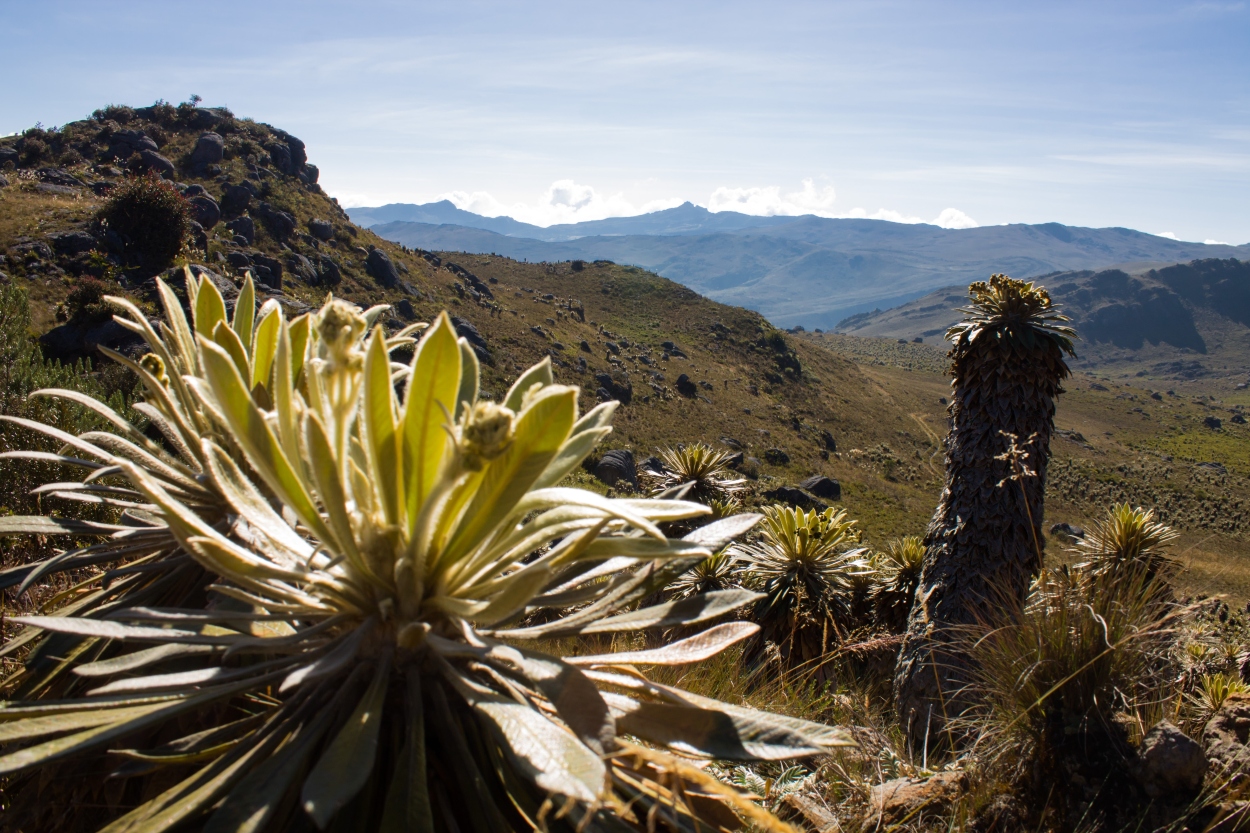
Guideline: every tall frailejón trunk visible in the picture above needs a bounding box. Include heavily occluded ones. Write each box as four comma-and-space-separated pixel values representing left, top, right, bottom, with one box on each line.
894, 275, 1075, 753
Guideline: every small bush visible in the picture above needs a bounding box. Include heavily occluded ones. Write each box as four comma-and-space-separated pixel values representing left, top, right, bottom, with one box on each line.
92, 104, 134, 123
98, 173, 190, 271
61, 277, 111, 323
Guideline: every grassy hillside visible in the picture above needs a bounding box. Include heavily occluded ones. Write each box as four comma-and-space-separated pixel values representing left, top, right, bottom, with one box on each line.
835, 261, 1250, 393
3, 103, 1247, 604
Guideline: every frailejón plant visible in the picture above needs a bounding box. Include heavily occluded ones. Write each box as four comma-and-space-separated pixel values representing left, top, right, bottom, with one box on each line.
0, 272, 849, 832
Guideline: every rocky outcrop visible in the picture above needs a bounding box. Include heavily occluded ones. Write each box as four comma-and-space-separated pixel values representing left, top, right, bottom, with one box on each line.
1205, 693, 1250, 775
451, 316, 493, 366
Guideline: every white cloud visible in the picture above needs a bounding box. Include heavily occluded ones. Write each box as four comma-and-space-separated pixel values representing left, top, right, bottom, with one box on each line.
1204, 238, 1231, 245
1155, 231, 1179, 239
706, 178, 837, 216
437, 180, 683, 227
932, 207, 979, 229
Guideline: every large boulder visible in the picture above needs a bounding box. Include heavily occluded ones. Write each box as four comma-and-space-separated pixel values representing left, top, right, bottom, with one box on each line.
799, 475, 841, 500
47, 230, 98, 256
1205, 692, 1250, 775
675, 373, 697, 397
307, 218, 334, 241
139, 150, 175, 179
107, 129, 158, 160
188, 196, 221, 229
189, 132, 225, 170
220, 183, 253, 218
37, 167, 82, 188
594, 449, 638, 491
0, 147, 18, 166
39, 318, 145, 364
861, 772, 965, 829
763, 485, 826, 510
1135, 720, 1206, 798
365, 247, 400, 288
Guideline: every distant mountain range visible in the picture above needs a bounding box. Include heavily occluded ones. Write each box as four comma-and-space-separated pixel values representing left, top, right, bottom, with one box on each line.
352, 201, 1249, 329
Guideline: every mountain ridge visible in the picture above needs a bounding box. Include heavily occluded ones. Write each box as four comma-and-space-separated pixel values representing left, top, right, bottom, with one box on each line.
367, 212, 1249, 328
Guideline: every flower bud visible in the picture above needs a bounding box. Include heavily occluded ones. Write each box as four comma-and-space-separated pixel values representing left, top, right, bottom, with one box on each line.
459, 401, 515, 470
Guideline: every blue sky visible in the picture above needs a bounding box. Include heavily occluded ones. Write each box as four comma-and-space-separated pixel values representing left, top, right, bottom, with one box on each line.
4, 1, 1248, 242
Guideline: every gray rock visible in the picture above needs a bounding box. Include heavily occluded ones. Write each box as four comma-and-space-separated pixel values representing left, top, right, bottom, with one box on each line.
47, 230, 97, 256
188, 196, 221, 229
764, 447, 790, 465
451, 316, 493, 366
225, 216, 255, 246
255, 202, 296, 241
605, 341, 620, 355
316, 254, 341, 286
39, 318, 144, 364
763, 485, 826, 510
189, 132, 225, 168
251, 254, 284, 290
594, 449, 638, 490
396, 298, 416, 320
286, 253, 317, 283
579, 339, 592, 352
675, 373, 697, 397
0, 174, 8, 188
226, 251, 252, 269
36, 183, 77, 196
1205, 416, 1223, 430
182, 184, 208, 197
365, 248, 400, 288
107, 129, 158, 159
220, 184, 252, 218
0, 147, 18, 166
302, 163, 319, 185
819, 429, 837, 452
307, 219, 334, 241
139, 150, 175, 179
1135, 720, 1205, 798
799, 475, 841, 500
37, 167, 81, 188
639, 455, 666, 475
1206, 693, 1250, 775
1049, 522, 1085, 539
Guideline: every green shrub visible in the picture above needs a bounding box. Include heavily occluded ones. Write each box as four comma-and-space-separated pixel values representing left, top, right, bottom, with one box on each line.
98, 173, 190, 271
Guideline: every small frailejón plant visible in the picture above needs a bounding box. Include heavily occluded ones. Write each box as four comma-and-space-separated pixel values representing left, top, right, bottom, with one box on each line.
735, 505, 872, 678
871, 536, 926, 634
1074, 502, 1180, 587
0, 272, 849, 833
645, 442, 746, 504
